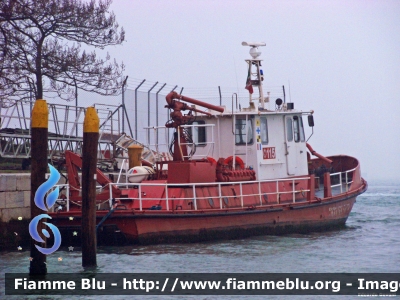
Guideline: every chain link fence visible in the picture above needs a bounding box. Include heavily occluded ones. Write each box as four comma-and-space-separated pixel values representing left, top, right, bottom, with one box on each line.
0, 78, 285, 169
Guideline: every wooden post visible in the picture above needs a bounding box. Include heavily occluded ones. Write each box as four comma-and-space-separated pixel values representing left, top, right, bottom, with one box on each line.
30, 99, 48, 275
81, 107, 99, 267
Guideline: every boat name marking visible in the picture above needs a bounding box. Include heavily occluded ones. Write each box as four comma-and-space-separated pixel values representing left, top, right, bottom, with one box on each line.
263, 147, 276, 160
329, 203, 351, 217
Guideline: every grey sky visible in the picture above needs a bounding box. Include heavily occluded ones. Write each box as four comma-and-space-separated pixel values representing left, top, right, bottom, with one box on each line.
105, 0, 400, 181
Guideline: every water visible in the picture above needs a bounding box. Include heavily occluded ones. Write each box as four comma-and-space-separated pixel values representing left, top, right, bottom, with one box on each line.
1, 180, 399, 299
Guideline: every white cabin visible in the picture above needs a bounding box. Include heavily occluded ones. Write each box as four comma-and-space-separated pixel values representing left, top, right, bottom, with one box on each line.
173, 42, 313, 180
145, 41, 313, 180
186, 108, 310, 180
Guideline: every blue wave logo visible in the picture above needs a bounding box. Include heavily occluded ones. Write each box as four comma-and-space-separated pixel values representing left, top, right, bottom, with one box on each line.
29, 164, 62, 255
29, 214, 61, 255
34, 164, 60, 211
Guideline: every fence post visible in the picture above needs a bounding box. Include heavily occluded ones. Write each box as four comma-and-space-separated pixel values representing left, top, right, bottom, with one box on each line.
121, 76, 128, 133
147, 82, 158, 143
156, 83, 166, 144
134, 79, 146, 140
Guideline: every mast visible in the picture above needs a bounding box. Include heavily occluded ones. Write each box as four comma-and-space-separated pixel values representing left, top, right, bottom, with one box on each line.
242, 42, 268, 111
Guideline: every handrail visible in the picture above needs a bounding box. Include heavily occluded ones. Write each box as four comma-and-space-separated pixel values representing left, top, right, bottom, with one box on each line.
48, 184, 70, 212
179, 123, 215, 160
144, 124, 216, 161
53, 163, 361, 213
55, 175, 313, 212
107, 176, 311, 212
142, 126, 170, 162
117, 158, 128, 183
329, 167, 356, 193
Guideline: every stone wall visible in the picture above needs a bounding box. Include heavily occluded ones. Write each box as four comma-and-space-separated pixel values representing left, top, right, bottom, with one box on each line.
0, 174, 31, 222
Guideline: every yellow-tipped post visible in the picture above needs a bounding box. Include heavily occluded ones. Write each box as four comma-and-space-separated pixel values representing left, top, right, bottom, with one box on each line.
81, 107, 99, 267
30, 99, 48, 275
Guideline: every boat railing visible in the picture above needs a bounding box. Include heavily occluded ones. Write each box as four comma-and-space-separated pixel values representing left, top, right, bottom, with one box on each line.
144, 124, 216, 161
48, 184, 70, 212
50, 167, 359, 213
52, 166, 356, 211
116, 158, 130, 183
329, 167, 356, 194
106, 177, 312, 212
50, 177, 312, 213
178, 123, 215, 160
143, 126, 170, 161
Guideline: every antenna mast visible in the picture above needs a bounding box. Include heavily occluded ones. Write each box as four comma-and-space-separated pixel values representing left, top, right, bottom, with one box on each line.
242, 41, 267, 111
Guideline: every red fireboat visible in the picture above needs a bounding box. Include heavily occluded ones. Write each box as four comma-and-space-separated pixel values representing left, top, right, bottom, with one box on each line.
49, 42, 367, 245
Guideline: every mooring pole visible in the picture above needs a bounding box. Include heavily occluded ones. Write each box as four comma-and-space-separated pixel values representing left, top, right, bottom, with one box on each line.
81, 107, 99, 267
30, 99, 48, 275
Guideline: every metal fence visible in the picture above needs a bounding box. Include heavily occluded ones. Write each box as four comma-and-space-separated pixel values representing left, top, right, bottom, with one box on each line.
0, 78, 285, 164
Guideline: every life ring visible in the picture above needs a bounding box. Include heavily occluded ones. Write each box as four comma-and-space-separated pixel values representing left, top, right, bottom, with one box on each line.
206, 156, 217, 165
224, 156, 245, 169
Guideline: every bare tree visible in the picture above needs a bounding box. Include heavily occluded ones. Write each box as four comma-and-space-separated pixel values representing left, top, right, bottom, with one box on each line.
0, 0, 125, 103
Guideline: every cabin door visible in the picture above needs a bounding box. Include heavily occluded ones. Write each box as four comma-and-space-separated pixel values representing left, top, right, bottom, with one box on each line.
284, 116, 297, 175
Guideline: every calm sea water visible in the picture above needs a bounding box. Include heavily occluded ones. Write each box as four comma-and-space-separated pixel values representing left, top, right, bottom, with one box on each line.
1, 180, 399, 299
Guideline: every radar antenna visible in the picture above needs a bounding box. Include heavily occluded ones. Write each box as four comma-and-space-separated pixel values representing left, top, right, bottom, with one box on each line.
242, 41, 268, 110
242, 41, 266, 59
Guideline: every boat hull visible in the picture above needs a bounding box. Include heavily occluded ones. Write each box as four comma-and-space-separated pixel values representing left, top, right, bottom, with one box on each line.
133, 195, 356, 244
51, 189, 363, 245
50, 155, 367, 245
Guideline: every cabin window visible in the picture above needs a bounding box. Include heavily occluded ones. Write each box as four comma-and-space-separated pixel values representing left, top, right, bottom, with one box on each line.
260, 117, 268, 144
293, 116, 300, 142
187, 120, 206, 146
286, 117, 293, 142
235, 118, 253, 145
287, 116, 305, 143
299, 117, 305, 142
